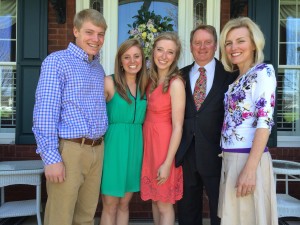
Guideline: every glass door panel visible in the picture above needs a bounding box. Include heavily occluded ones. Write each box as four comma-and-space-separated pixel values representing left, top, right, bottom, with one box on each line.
118, 1, 178, 48
194, 0, 207, 26
90, 0, 103, 13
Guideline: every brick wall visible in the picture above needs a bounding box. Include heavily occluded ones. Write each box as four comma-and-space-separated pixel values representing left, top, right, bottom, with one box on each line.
221, 0, 248, 29
48, 0, 75, 54
221, 0, 231, 29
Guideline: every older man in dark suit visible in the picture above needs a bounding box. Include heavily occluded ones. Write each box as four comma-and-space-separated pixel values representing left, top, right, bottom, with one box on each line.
176, 25, 236, 225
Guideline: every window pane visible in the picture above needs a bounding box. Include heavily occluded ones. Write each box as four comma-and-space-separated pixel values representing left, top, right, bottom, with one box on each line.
279, 43, 298, 65
279, 20, 287, 42
194, 0, 207, 26
278, 0, 300, 137
297, 19, 300, 41
286, 18, 297, 42
0, 17, 16, 62
0, 0, 16, 132
90, 0, 103, 14
298, 43, 300, 65
0, 40, 16, 62
0, 66, 16, 129
0, 0, 17, 41
280, 4, 296, 20
277, 69, 300, 134
0, 20, 16, 39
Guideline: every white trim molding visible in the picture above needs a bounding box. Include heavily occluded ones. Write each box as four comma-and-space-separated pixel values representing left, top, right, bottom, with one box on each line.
0, 133, 15, 144
207, 0, 221, 59
278, 136, 300, 147
75, 0, 89, 12
178, 0, 193, 68
102, 0, 118, 75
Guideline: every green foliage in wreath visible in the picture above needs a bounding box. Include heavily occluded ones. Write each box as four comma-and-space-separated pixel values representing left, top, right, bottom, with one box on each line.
128, 5, 174, 59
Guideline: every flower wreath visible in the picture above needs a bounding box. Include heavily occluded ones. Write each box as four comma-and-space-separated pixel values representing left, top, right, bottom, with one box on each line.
128, 5, 174, 60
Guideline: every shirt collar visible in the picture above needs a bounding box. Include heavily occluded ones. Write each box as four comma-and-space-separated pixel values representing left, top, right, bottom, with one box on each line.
67, 42, 100, 62
192, 58, 216, 75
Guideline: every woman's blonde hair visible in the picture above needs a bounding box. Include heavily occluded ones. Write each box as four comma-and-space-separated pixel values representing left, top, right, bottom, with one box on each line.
219, 17, 265, 72
114, 39, 148, 103
149, 32, 183, 93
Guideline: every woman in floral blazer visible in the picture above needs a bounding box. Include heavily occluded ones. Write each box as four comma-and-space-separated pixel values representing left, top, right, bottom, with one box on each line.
217, 17, 278, 225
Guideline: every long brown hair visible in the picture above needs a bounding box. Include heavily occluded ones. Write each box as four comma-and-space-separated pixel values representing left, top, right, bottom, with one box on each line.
114, 39, 148, 103
149, 32, 183, 93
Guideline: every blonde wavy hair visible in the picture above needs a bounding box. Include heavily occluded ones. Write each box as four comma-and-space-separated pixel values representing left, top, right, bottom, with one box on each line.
219, 17, 265, 72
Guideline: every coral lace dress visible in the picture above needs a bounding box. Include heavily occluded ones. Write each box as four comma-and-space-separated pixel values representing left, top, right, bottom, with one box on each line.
141, 81, 183, 204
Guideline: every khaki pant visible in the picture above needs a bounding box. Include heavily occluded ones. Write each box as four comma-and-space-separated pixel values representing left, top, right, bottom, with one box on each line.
44, 139, 104, 225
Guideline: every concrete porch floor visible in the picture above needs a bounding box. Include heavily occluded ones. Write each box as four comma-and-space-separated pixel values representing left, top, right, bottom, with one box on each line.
21, 216, 211, 225
20, 216, 300, 225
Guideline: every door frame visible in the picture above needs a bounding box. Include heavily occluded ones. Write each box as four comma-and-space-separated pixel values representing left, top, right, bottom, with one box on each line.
76, 0, 220, 74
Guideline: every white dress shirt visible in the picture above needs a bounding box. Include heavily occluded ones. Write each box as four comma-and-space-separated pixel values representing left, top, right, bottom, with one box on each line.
189, 58, 216, 95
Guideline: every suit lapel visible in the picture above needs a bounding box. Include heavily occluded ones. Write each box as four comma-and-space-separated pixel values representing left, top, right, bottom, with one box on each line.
182, 63, 198, 113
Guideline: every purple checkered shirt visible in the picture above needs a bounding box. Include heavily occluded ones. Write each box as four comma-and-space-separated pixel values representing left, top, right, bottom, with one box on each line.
32, 43, 108, 165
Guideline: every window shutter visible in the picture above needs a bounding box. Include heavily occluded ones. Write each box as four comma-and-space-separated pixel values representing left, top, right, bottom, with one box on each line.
15, 0, 48, 144
248, 0, 279, 147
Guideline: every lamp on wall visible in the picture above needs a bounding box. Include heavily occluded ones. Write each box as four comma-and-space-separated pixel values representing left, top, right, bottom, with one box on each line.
50, 0, 66, 24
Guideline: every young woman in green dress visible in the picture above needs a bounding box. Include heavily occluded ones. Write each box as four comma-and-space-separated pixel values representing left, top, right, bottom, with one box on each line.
100, 39, 148, 225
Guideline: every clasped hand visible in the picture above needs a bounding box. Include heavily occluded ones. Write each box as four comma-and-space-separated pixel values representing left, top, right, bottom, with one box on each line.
156, 163, 171, 185
235, 167, 256, 197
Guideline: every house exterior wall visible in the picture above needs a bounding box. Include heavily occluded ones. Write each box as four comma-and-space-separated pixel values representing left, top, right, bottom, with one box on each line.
48, 0, 75, 53
1, 145, 300, 219
1, 0, 299, 220
221, 0, 231, 28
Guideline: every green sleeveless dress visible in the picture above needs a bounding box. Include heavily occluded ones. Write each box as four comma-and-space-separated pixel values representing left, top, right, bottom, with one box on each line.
101, 77, 147, 197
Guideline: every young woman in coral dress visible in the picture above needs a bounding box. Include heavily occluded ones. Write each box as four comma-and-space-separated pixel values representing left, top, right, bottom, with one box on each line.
141, 32, 186, 225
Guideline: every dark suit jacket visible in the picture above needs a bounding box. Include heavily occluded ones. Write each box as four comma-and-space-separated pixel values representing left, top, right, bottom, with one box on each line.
175, 59, 236, 176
